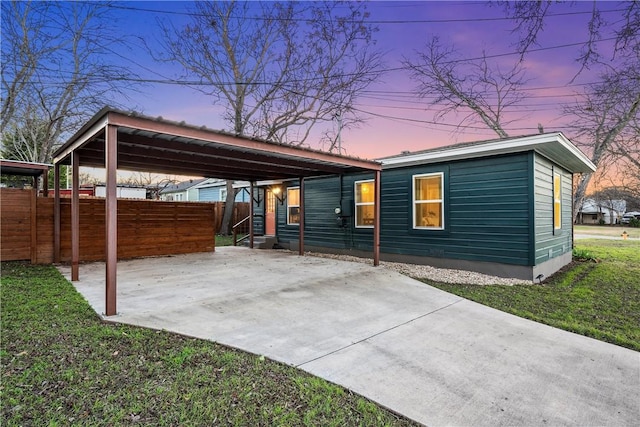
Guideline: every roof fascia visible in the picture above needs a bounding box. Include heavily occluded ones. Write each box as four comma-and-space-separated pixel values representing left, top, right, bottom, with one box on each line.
381, 133, 596, 173
552, 132, 597, 172
192, 178, 225, 189
53, 114, 109, 164
0, 160, 52, 176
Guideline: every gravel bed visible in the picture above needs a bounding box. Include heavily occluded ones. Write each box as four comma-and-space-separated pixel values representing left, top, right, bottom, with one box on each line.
306, 251, 531, 286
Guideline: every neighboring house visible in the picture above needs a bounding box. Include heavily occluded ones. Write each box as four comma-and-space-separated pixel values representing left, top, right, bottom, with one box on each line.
194, 179, 250, 202
251, 132, 596, 281
160, 178, 206, 201
57, 184, 147, 199
577, 198, 626, 225
57, 185, 96, 197
94, 185, 147, 200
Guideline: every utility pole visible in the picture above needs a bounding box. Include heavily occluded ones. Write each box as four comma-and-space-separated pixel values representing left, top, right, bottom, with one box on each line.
335, 109, 342, 154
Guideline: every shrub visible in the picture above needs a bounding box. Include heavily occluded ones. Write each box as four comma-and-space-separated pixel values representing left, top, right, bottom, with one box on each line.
629, 218, 640, 228
573, 247, 598, 262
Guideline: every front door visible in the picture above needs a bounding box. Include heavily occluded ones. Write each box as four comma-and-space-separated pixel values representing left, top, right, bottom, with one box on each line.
265, 188, 276, 236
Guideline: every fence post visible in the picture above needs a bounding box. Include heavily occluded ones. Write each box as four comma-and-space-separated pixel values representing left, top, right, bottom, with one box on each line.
30, 188, 37, 264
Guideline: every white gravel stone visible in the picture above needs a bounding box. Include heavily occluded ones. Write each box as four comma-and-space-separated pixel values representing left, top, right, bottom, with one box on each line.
305, 251, 531, 286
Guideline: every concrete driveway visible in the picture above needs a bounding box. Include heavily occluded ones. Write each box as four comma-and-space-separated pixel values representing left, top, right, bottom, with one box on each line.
59, 247, 639, 426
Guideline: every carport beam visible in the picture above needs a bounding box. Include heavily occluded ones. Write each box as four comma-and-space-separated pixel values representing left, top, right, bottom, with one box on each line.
105, 124, 118, 316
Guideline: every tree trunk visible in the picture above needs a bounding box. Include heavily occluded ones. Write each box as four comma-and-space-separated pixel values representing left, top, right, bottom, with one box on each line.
219, 180, 236, 235
573, 173, 592, 224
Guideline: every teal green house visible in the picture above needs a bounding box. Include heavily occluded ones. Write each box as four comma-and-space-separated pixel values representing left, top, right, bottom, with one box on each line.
253, 133, 596, 280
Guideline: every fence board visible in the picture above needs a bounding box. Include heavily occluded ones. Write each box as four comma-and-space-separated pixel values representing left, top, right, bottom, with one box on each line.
0, 189, 249, 264
1, 189, 32, 261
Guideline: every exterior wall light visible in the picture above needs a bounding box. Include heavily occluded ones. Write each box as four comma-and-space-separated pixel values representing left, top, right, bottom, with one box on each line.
271, 185, 285, 204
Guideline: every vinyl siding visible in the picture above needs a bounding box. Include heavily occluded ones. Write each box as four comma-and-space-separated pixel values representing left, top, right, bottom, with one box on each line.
187, 188, 199, 201
277, 174, 375, 250
199, 185, 250, 202
198, 186, 222, 202
533, 153, 573, 265
380, 153, 531, 265
275, 153, 533, 266
252, 187, 265, 235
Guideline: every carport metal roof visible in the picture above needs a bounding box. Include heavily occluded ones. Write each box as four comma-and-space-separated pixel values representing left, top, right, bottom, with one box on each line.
53, 107, 380, 181
0, 159, 51, 176
0, 159, 51, 195
52, 107, 382, 316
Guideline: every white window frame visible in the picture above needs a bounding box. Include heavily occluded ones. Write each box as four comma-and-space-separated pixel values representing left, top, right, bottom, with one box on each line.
553, 172, 562, 230
220, 188, 227, 201
412, 172, 444, 230
354, 179, 375, 228
175, 193, 183, 201
287, 186, 300, 226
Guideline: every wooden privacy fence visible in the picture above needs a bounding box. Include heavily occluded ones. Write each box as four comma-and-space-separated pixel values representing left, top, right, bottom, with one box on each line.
0, 188, 250, 264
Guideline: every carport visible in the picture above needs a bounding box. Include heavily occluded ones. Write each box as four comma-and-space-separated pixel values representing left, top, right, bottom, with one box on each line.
52, 107, 381, 316
0, 159, 51, 195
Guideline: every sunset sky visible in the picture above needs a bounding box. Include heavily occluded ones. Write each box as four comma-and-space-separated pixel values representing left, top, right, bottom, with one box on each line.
96, 1, 623, 160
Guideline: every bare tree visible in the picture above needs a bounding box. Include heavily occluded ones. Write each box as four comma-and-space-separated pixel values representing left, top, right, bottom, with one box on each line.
403, 3, 639, 223
499, 1, 640, 221
566, 65, 640, 222
121, 172, 178, 200
502, 1, 639, 75
403, 37, 528, 139
0, 112, 50, 162
1, 0, 138, 164
608, 133, 640, 204
156, 0, 383, 234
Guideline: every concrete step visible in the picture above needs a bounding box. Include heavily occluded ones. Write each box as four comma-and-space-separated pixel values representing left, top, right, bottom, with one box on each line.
242, 235, 278, 249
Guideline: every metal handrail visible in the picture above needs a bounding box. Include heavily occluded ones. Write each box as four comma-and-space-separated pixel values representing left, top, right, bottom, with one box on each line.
232, 214, 265, 246
232, 215, 251, 230
231, 215, 264, 246
232, 215, 250, 246
235, 233, 250, 245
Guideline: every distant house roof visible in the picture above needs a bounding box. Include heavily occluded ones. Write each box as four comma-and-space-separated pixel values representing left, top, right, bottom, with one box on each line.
160, 178, 207, 194
192, 179, 250, 190
379, 132, 597, 174
580, 198, 627, 214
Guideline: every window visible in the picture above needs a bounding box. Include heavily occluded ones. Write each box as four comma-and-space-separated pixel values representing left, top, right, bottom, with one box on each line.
413, 173, 444, 229
220, 188, 227, 201
355, 180, 375, 228
553, 173, 561, 230
175, 193, 183, 201
287, 187, 300, 225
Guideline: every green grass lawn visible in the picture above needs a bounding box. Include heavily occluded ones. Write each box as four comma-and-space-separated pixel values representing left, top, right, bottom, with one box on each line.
0, 262, 417, 427
216, 234, 249, 247
423, 239, 640, 351
574, 224, 640, 239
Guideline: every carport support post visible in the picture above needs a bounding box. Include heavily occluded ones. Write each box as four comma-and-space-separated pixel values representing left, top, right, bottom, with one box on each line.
249, 181, 254, 249
299, 177, 305, 256
105, 124, 118, 316
54, 163, 61, 263
71, 152, 80, 281
42, 171, 48, 197
374, 170, 381, 266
